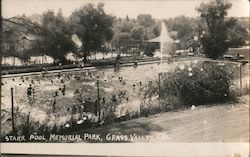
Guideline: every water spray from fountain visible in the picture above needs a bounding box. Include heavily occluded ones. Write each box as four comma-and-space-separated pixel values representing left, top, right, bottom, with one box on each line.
160, 21, 174, 64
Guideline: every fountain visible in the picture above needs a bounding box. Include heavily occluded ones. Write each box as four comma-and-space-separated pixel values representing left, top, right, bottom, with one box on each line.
147, 21, 174, 64
160, 22, 174, 63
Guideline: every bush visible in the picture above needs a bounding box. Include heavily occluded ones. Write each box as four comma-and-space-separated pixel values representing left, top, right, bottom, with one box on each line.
160, 96, 183, 111
159, 62, 236, 105
139, 100, 152, 117
142, 61, 237, 108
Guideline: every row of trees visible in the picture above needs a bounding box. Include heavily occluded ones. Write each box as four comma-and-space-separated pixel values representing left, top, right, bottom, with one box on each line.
2, 0, 249, 64
36, 3, 115, 63
2, 3, 115, 64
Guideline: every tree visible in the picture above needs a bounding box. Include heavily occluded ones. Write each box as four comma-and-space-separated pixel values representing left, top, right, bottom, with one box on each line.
136, 14, 155, 28
70, 3, 115, 63
143, 42, 158, 57
35, 9, 76, 64
196, 0, 245, 59
125, 15, 130, 22
225, 18, 248, 48
165, 16, 199, 50
130, 26, 144, 41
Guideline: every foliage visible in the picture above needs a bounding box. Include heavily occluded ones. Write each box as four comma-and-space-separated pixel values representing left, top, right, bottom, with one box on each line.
111, 14, 160, 56
139, 100, 152, 117
112, 15, 208, 56
196, 0, 246, 59
143, 43, 159, 57
226, 18, 248, 48
165, 63, 234, 105
33, 9, 77, 64
102, 92, 121, 124
145, 62, 237, 106
69, 3, 115, 63
160, 96, 183, 112
164, 16, 200, 50
137, 14, 155, 27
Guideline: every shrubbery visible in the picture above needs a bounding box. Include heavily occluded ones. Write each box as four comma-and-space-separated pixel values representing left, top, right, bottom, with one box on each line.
169, 62, 234, 105
145, 61, 237, 110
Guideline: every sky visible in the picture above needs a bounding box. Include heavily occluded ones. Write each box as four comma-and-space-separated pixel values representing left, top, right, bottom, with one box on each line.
2, 0, 249, 19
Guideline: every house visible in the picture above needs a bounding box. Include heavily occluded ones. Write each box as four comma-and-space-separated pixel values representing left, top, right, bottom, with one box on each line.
2, 18, 37, 57
16, 34, 36, 52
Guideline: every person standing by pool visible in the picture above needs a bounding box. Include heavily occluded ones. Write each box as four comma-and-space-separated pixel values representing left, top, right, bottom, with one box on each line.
62, 85, 66, 96
27, 84, 33, 105
115, 54, 121, 70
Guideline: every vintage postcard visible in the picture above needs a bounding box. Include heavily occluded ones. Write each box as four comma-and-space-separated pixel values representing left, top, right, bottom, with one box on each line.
1, 0, 249, 156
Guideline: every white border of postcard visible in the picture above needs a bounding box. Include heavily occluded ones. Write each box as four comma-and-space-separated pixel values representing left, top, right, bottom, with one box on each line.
1, 143, 249, 156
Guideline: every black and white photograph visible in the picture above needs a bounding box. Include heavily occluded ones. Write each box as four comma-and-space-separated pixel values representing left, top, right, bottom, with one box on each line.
1, 0, 249, 156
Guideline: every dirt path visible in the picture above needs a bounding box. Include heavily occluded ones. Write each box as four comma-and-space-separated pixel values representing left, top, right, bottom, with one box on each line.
80, 96, 249, 142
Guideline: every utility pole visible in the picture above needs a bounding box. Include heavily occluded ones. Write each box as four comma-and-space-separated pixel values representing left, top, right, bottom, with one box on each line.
11, 88, 15, 133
